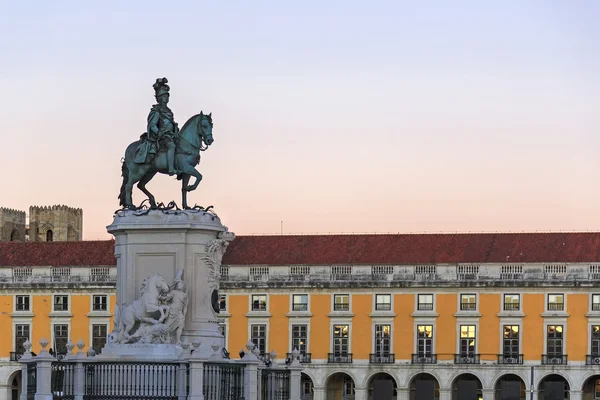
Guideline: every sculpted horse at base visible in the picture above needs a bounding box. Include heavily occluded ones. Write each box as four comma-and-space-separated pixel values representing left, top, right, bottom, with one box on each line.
118, 112, 214, 209
114, 274, 171, 343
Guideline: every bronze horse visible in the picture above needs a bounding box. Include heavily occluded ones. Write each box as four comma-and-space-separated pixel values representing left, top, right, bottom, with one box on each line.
118, 112, 214, 209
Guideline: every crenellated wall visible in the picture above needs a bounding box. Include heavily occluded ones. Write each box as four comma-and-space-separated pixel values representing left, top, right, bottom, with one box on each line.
0, 208, 26, 242
29, 205, 83, 242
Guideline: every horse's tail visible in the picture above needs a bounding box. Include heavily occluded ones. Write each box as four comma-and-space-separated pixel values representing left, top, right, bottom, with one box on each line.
118, 159, 129, 206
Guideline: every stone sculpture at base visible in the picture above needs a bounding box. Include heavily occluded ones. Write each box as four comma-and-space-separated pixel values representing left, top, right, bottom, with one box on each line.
104, 208, 235, 360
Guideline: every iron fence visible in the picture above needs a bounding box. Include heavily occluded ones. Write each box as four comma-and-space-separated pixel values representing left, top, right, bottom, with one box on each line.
83, 362, 179, 400
261, 369, 290, 400
497, 354, 524, 364
541, 354, 568, 365
27, 362, 36, 400
51, 362, 75, 400
203, 362, 245, 400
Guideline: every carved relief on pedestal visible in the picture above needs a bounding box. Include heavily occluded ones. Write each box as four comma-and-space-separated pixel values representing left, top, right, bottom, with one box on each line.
201, 231, 235, 316
110, 270, 189, 345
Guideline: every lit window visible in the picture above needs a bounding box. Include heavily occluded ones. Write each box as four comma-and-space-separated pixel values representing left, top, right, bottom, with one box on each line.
460, 294, 476, 311
503, 294, 520, 311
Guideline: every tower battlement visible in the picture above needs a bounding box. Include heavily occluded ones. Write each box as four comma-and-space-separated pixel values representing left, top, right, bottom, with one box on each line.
29, 204, 83, 242
0, 208, 26, 241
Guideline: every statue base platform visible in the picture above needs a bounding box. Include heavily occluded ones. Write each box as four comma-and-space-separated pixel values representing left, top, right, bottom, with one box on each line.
99, 343, 185, 362
105, 208, 234, 355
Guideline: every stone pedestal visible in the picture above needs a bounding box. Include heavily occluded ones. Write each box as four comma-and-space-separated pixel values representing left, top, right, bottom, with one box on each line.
106, 209, 234, 359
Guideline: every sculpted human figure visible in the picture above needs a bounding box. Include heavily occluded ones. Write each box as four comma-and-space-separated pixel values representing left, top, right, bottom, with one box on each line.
144, 77, 179, 175
162, 274, 189, 344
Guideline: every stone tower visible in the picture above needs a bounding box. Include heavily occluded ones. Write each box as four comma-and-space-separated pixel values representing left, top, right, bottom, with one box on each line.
0, 208, 26, 241
29, 205, 83, 242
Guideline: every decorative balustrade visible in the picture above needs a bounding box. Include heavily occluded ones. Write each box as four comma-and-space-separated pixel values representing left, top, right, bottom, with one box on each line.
219, 263, 600, 285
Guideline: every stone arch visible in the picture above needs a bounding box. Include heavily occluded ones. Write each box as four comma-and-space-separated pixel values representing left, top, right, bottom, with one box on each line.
490, 370, 529, 389
580, 374, 600, 398
404, 370, 443, 388
363, 370, 401, 390
301, 372, 314, 400
324, 372, 357, 400
10, 229, 19, 241
4, 368, 21, 400
322, 370, 360, 389
450, 373, 483, 400
407, 372, 441, 400
537, 373, 571, 400
492, 373, 527, 400
365, 372, 398, 400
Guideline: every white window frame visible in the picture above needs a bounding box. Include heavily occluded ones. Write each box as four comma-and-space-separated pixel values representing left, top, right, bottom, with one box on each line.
498, 319, 523, 356
219, 294, 228, 313
288, 318, 311, 353
458, 293, 478, 312
546, 293, 566, 312
51, 322, 71, 355
372, 321, 393, 355
330, 321, 352, 355
591, 294, 600, 313
248, 320, 269, 355
291, 294, 309, 313
502, 293, 521, 312
331, 294, 351, 312
14, 295, 31, 312
415, 293, 435, 312
543, 321, 567, 356
52, 294, 70, 312
90, 323, 109, 355
12, 321, 31, 353
91, 295, 108, 312
250, 294, 268, 312
373, 294, 392, 312
588, 321, 600, 357
456, 322, 479, 356
413, 319, 436, 356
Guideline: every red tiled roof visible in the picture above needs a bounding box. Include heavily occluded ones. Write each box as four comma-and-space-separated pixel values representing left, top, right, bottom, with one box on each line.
0, 240, 115, 267
1, 233, 599, 267
221, 233, 600, 265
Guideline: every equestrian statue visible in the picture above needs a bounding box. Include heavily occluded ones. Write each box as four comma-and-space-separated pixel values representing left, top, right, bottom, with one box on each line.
118, 77, 214, 209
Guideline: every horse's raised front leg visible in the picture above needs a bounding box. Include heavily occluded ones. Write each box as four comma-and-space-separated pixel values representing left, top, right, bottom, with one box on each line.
137, 171, 158, 208
145, 303, 166, 322
180, 165, 203, 192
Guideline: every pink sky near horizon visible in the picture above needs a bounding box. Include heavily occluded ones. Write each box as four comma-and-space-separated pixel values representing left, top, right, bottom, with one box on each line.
1, 1, 599, 240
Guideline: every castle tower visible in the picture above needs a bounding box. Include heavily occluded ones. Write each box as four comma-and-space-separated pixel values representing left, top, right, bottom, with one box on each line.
29, 205, 83, 242
0, 208, 26, 241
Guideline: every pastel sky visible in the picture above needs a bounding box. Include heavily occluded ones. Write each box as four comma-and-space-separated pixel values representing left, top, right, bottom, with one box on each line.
1, 1, 599, 239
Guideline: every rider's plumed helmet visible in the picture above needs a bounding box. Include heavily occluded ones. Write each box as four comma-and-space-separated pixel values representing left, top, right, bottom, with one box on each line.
153, 77, 170, 98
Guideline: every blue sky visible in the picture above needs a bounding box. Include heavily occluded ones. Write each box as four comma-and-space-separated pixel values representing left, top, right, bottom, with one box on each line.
1, 1, 599, 238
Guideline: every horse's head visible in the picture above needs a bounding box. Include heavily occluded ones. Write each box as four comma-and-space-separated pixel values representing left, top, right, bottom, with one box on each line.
155, 276, 170, 293
199, 111, 214, 147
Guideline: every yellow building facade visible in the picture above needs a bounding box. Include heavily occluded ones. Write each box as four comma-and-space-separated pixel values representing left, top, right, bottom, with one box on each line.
2, 233, 600, 400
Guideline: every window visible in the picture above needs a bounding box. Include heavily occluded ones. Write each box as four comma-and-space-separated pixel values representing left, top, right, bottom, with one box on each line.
548, 294, 564, 311
374, 324, 391, 355
503, 294, 520, 311
593, 294, 600, 311
547, 325, 563, 356
292, 294, 308, 311
344, 378, 355, 396
15, 295, 30, 311
53, 295, 69, 312
251, 324, 267, 355
219, 295, 227, 312
46, 230, 53, 242
592, 325, 600, 356
596, 380, 600, 400
333, 294, 349, 311
53, 324, 68, 355
417, 294, 433, 311
15, 324, 30, 354
503, 325, 520, 357
459, 325, 476, 357
251, 295, 267, 311
92, 295, 107, 311
332, 324, 349, 355
417, 325, 433, 358
375, 294, 391, 311
291, 324, 308, 354
219, 324, 226, 346
460, 294, 476, 311
92, 325, 107, 354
